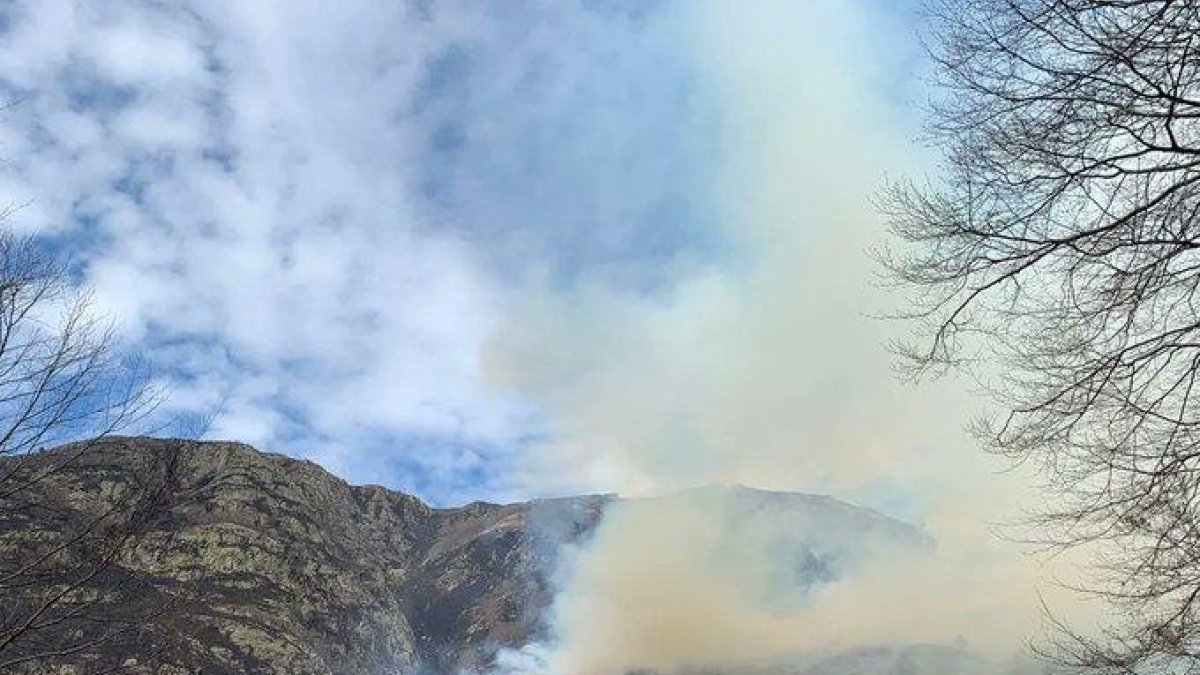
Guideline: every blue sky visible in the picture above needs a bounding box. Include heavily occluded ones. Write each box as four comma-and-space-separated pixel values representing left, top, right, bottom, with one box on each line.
0, 0, 951, 512
0, 5, 1112, 662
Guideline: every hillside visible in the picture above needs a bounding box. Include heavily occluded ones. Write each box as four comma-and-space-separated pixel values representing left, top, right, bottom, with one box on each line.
0, 438, 944, 674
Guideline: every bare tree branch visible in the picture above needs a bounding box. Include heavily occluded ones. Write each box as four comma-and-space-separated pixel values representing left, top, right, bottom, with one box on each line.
885, 1, 1200, 670
0, 230, 188, 670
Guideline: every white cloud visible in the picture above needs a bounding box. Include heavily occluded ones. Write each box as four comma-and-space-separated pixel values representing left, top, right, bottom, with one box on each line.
0, 0, 716, 502
89, 19, 208, 87
0, 0, 524, 496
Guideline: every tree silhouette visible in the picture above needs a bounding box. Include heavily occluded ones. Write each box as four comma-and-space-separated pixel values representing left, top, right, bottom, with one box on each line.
885, 1, 1200, 669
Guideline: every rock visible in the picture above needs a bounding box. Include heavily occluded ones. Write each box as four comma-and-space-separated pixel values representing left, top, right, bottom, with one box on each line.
0, 437, 932, 674
1, 438, 609, 674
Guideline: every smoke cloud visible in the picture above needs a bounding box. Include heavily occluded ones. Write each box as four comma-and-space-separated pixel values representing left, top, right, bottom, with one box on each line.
485, 0, 1102, 673
541, 492, 1054, 674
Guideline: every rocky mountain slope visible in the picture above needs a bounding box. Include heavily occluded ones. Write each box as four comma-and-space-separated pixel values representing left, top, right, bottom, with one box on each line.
0, 438, 956, 674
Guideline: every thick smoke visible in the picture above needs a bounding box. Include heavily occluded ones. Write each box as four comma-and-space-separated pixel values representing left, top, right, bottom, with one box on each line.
544, 490, 1029, 674
485, 488, 1073, 674
485, 1, 1099, 673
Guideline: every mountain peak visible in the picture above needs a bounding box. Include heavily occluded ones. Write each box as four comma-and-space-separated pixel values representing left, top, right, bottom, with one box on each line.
3, 437, 930, 673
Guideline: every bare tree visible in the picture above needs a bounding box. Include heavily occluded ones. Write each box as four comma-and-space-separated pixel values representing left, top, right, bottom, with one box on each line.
0, 229, 182, 670
882, 1, 1200, 671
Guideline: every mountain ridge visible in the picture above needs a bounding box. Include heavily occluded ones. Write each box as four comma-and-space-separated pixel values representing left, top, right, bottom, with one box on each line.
0, 437, 930, 674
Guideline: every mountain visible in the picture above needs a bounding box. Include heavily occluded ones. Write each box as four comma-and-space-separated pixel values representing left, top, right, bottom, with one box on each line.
0, 438, 950, 674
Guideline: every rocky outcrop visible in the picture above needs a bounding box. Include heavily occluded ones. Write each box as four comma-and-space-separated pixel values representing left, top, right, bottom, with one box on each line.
2, 438, 609, 673
0, 438, 933, 674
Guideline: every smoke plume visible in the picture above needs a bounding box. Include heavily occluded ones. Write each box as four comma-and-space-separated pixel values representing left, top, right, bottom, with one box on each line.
485, 1, 1100, 672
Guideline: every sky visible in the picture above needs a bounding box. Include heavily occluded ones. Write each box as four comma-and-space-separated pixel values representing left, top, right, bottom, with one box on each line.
0, 1, 1111, 669
0, 0, 948, 511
